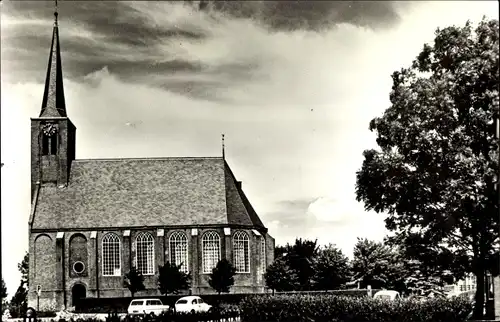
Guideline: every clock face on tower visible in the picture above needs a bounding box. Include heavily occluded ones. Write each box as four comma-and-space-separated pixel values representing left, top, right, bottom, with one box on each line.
42, 123, 57, 136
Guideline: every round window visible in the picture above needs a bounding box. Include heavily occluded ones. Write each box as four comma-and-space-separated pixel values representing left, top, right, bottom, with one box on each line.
73, 261, 85, 274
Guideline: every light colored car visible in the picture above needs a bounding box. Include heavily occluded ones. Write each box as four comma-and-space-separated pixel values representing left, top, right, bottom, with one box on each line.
174, 296, 212, 313
373, 290, 401, 301
127, 298, 170, 315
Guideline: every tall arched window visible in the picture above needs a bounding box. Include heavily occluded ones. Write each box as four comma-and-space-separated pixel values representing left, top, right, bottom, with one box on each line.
135, 232, 154, 275
169, 231, 188, 273
102, 233, 121, 276
233, 231, 250, 273
202, 231, 220, 274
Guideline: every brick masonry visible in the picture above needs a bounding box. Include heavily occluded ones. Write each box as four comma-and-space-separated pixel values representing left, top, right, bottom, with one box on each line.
28, 228, 275, 311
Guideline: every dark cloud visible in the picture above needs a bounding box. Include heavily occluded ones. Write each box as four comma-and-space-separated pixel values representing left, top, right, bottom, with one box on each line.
1, 1, 414, 101
195, 0, 410, 31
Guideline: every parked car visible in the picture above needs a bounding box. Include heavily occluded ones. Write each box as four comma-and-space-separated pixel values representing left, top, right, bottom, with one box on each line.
174, 296, 212, 313
373, 290, 401, 301
127, 298, 170, 315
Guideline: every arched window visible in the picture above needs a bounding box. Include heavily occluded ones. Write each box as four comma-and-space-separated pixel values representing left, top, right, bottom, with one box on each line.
135, 232, 154, 275
169, 231, 188, 273
233, 231, 250, 273
102, 233, 121, 276
202, 231, 220, 274
41, 134, 58, 155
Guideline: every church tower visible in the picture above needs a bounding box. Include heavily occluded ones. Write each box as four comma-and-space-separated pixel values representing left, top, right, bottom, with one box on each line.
31, 9, 76, 195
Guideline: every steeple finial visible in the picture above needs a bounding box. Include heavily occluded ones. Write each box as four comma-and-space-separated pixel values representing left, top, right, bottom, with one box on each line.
40, 0, 67, 118
222, 134, 225, 159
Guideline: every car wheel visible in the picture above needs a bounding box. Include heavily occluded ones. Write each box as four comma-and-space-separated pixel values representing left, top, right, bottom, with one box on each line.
191, 309, 195, 314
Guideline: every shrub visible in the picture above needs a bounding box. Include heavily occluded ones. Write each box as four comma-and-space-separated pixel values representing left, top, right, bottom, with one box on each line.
240, 294, 473, 322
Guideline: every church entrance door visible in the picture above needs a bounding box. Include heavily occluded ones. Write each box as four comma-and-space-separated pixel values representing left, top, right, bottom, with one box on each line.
72, 284, 86, 307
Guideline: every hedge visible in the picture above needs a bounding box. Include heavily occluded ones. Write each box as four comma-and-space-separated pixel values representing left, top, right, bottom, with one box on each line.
76, 290, 373, 313
77, 294, 250, 313
239, 294, 473, 322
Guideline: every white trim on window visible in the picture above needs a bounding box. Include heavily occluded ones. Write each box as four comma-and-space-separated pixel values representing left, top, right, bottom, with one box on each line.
169, 231, 189, 273
202, 231, 221, 274
102, 233, 121, 276
233, 231, 250, 273
135, 232, 155, 275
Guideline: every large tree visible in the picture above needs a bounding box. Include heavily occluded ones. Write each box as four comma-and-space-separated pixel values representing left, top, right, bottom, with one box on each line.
355, 18, 499, 319
313, 244, 351, 290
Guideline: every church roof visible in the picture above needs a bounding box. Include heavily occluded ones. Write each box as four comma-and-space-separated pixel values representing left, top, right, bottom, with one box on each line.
31, 157, 266, 231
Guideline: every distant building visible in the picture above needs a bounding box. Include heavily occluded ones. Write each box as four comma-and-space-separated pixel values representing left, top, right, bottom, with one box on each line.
28, 11, 274, 311
444, 273, 494, 295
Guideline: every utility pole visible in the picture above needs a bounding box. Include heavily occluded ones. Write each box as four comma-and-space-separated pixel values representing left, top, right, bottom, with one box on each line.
495, 115, 500, 320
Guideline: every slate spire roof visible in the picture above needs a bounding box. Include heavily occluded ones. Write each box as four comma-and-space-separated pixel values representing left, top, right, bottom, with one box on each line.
39, 9, 67, 118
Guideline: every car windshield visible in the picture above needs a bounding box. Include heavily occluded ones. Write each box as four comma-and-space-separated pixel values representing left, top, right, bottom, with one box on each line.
198, 298, 204, 304
131, 301, 143, 306
376, 295, 392, 300
176, 300, 188, 304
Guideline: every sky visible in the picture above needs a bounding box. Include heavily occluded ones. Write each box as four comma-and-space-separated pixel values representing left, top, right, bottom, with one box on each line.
1, 0, 498, 297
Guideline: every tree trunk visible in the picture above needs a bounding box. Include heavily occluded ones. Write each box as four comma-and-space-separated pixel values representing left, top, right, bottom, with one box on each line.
473, 232, 488, 320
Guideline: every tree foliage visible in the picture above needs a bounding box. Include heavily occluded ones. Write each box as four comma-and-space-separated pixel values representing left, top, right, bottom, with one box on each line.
313, 244, 351, 290
264, 257, 299, 293
280, 238, 319, 290
208, 259, 236, 295
355, 18, 499, 319
8, 283, 27, 318
1, 278, 7, 315
18, 252, 29, 288
123, 267, 145, 298
157, 261, 191, 295
8, 252, 29, 317
1, 278, 6, 300
351, 238, 405, 290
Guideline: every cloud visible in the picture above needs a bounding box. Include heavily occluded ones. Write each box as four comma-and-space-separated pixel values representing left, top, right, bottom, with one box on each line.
194, 1, 412, 31
0, 1, 416, 103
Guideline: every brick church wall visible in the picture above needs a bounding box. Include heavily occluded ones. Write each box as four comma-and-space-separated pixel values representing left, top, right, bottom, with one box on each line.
29, 226, 272, 311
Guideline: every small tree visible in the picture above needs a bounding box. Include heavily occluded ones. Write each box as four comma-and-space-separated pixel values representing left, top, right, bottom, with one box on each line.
314, 244, 351, 290
264, 257, 298, 294
123, 267, 145, 298
9, 252, 29, 317
18, 252, 29, 287
158, 261, 192, 295
208, 259, 236, 295
1, 278, 8, 314
9, 283, 27, 318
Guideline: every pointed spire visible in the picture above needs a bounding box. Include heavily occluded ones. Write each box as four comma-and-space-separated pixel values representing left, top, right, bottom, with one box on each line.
40, 0, 67, 118
222, 134, 225, 159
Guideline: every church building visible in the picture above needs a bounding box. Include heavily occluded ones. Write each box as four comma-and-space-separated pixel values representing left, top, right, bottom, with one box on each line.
27, 10, 274, 312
